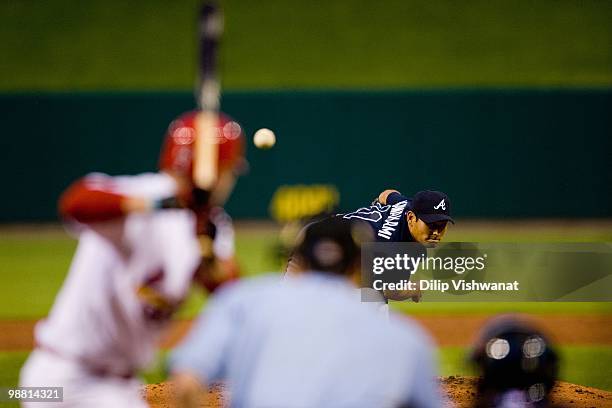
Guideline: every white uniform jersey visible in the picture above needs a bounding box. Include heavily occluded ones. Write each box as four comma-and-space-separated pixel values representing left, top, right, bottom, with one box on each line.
35, 172, 202, 374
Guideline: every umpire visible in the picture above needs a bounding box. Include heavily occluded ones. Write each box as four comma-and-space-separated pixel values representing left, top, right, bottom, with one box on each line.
170, 217, 442, 407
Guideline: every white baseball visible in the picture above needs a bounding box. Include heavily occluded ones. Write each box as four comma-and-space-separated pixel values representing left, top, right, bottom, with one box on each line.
253, 128, 276, 149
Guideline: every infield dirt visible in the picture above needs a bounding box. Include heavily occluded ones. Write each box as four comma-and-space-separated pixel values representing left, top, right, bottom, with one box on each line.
2, 314, 611, 351
143, 377, 612, 407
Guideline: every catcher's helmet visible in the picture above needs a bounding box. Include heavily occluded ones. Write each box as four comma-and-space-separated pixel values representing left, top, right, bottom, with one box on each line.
470, 315, 559, 405
158, 111, 245, 185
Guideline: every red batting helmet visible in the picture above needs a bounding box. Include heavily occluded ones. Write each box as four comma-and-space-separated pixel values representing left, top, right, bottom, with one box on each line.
158, 111, 245, 184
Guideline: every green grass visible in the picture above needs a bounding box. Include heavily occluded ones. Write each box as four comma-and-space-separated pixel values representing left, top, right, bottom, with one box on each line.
0, 352, 28, 408
0, 352, 29, 387
1, 223, 610, 318
1, 0, 611, 90
0, 228, 281, 318
392, 301, 612, 315
0, 238, 75, 319
445, 225, 612, 243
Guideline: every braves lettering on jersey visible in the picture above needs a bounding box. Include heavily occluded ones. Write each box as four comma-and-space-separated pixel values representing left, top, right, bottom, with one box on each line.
342, 192, 414, 242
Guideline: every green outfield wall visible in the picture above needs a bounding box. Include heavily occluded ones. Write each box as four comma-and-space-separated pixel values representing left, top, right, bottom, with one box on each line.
1, 90, 610, 221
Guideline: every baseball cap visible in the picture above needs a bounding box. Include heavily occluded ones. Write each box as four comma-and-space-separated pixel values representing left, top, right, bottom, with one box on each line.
412, 190, 454, 224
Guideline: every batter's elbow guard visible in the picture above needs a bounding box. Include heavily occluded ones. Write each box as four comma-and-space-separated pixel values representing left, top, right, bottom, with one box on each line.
58, 179, 125, 223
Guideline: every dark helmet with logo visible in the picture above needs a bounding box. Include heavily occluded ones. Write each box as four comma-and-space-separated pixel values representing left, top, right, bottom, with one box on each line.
470, 315, 559, 406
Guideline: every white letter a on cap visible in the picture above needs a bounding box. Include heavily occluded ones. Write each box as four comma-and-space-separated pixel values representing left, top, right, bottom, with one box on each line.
434, 199, 446, 210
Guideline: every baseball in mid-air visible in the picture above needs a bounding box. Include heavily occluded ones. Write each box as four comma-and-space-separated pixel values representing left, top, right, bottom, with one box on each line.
253, 128, 276, 149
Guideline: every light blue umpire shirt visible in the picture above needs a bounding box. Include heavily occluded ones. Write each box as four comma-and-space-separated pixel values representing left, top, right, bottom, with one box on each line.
170, 273, 441, 408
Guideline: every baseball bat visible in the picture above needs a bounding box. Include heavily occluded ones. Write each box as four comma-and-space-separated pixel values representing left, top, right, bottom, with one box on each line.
193, 2, 223, 190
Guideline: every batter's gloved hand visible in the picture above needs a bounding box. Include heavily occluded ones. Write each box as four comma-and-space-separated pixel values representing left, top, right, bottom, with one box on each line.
136, 285, 178, 323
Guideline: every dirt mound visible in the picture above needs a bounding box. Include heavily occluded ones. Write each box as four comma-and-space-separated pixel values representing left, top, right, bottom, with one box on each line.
442, 376, 612, 407
144, 376, 611, 407
143, 382, 228, 408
